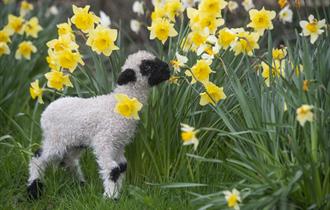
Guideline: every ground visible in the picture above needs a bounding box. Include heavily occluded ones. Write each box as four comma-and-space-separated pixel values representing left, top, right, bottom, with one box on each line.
0, 147, 192, 210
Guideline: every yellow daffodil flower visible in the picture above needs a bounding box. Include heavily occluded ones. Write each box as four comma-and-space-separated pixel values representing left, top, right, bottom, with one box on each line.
218, 27, 237, 50
272, 47, 287, 60
0, 29, 11, 43
151, 6, 167, 21
56, 49, 84, 72
86, 25, 119, 56
29, 80, 44, 104
47, 35, 79, 52
71, 5, 100, 33
148, 18, 178, 44
261, 60, 284, 86
114, 94, 143, 120
185, 59, 214, 84
198, 0, 227, 17
20, 0, 33, 17
24, 17, 43, 38
57, 20, 75, 40
164, 0, 184, 21
45, 70, 73, 90
180, 123, 199, 151
0, 42, 10, 56
303, 80, 309, 92
187, 29, 209, 51
296, 104, 314, 126
247, 7, 276, 35
6, 15, 25, 35
46, 49, 60, 71
231, 30, 260, 56
15, 41, 37, 60
199, 82, 226, 106
278, 0, 288, 8
299, 15, 326, 44
224, 189, 241, 210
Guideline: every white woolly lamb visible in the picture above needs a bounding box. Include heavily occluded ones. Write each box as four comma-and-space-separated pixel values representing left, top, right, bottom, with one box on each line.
27, 50, 170, 200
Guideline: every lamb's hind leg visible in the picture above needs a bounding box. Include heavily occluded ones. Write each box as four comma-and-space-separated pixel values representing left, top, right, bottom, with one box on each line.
92, 138, 120, 200
27, 142, 65, 199
61, 147, 86, 184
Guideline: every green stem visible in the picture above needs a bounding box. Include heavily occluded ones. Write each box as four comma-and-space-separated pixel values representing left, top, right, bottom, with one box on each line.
311, 122, 318, 162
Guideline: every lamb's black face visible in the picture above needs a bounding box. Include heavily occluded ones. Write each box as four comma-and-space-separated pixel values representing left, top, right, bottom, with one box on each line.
140, 58, 170, 86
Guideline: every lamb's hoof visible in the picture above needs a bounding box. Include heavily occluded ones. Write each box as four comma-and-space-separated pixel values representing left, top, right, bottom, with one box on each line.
27, 179, 43, 200
103, 192, 120, 201
79, 181, 86, 186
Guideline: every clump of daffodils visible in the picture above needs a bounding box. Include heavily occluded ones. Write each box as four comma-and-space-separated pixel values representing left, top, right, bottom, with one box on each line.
29, 4, 119, 103
147, 0, 182, 43
0, 1, 42, 59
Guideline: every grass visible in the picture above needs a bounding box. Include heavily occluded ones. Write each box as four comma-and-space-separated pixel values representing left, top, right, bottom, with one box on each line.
0, 145, 193, 210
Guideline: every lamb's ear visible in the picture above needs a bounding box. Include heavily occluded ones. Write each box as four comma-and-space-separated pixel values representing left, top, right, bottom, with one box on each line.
117, 68, 136, 85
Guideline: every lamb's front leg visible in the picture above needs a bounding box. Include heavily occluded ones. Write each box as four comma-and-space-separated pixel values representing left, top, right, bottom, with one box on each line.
92, 140, 121, 200
116, 153, 127, 195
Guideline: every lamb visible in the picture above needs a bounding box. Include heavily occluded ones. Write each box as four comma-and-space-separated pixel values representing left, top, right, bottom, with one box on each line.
27, 51, 170, 200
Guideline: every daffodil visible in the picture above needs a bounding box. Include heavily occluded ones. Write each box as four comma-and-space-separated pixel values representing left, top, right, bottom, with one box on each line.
148, 18, 178, 44
0, 29, 11, 43
247, 8, 276, 34
198, 12, 224, 34
168, 75, 180, 85
185, 59, 214, 84
278, 0, 288, 8
45, 70, 73, 90
279, 6, 293, 24
198, 0, 227, 17
296, 104, 313, 126
57, 20, 75, 39
227, 1, 239, 12
24, 17, 43, 38
86, 25, 119, 56
200, 82, 226, 106
299, 15, 326, 44
170, 52, 188, 72
224, 189, 241, 210
151, 6, 167, 21
261, 60, 284, 86
20, 0, 33, 17
71, 5, 100, 33
0, 42, 10, 56
15, 41, 37, 60
29, 80, 44, 104
6, 15, 25, 35
231, 30, 260, 56
56, 49, 84, 72
114, 94, 143, 120
272, 47, 287, 60
47, 35, 79, 52
197, 35, 220, 61
218, 27, 236, 50
132, 1, 144, 16
303, 80, 309, 92
242, 0, 254, 11
187, 28, 209, 51
164, 0, 184, 21
180, 123, 199, 150
46, 49, 60, 71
